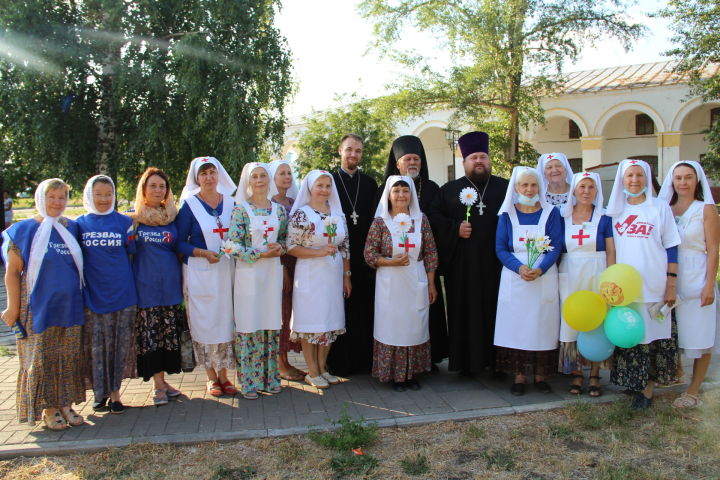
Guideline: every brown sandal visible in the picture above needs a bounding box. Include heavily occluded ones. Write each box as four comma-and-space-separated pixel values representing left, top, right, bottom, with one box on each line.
568, 374, 584, 395
42, 410, 68, 431
61, 407, 84, 426
588, 375, 602, 397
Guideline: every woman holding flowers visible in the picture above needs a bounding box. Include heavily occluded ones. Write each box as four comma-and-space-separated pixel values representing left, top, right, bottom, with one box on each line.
176, 156, 237, 397
364, 176, 438, 392
225, 162, 287, 399
494, 167, 562, 396
558, 172, 615, 397
288, 170, 351, 389
606, 159, 680, 409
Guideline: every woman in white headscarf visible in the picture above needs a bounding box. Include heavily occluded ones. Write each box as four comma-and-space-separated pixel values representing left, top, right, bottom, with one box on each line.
1, 179, 85, 429
364, 176, 438, 392
537, 153, 574, 206
224, 162, 287, 399
558, 172, 615, 397
658, 161, 720, 408
176, 156, 237, 397
268, 160, 305, 382
494, 167, 562, 396
288, 170, 351, 389
606, 159, 681, 409
76, 175, 138, 414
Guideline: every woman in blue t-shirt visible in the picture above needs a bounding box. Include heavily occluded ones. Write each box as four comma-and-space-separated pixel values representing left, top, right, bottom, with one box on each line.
77, 175, 138, 414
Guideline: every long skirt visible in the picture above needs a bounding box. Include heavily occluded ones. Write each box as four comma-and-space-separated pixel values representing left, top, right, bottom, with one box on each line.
136, 304, 184, 382
558, 341, 610, 374
280, 257, 301, 354
83, 305, 137, 399
372, 340, 431, 383
235, 330, 281, 394
192, 341, 235, 371
496, 347, 558, 377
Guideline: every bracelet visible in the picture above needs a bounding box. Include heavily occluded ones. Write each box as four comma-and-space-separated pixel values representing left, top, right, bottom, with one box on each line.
666, 272, 677, 278
344, 270, 352, 277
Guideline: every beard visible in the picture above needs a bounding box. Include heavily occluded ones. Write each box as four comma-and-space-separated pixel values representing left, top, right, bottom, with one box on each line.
406, 167, 420, 179
468, 167, 490, 183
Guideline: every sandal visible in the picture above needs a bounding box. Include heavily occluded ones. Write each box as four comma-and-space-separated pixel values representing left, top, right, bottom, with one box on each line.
588, 375, 602, 397
153, 389, 168, 406
164, 383, 182, 397
42, 410, 68, 431
568, 374, 584, 395
672, 392, 703, 409
280, 371, 305, 381
265, 386, 282, 394
242, 391, 259, 400
61, 407, 84, 426
220, 381, 238, 396
208, 381, 223, 397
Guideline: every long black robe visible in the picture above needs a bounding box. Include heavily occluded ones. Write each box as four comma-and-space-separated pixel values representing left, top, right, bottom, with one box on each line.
375, 176, 449, 363
328, 169, 378, 376
428, 175, 509, 373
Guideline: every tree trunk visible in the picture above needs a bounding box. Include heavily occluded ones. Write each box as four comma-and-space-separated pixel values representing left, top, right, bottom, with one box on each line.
95, 50, 117, 175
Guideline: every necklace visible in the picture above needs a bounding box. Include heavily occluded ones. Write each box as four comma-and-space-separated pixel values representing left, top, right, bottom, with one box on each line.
336, 169, 361, 225
464, 176, 490, 215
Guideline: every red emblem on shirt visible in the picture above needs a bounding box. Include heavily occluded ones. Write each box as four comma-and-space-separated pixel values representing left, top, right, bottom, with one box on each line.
614, 215, 654, 237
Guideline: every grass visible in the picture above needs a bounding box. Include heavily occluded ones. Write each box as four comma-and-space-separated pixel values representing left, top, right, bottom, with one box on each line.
399, 453, 430, 476
0, 346, 15, 357
308, 409, 378, 452
329, 453, 379, 478
209, 464, 257, 480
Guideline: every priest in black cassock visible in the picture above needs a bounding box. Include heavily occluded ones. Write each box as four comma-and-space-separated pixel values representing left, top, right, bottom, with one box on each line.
428, 131, 508, 374
328, 134, 379, 376
377, 135, 449, 366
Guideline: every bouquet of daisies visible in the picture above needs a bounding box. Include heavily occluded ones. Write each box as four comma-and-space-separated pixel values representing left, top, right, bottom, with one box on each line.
523, 232, 553, 268
219, 239, 242, 258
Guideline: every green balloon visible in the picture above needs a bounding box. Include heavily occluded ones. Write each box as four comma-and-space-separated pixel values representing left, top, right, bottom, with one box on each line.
603, 306, 645, 348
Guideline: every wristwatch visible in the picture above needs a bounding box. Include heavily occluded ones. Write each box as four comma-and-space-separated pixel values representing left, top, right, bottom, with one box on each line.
344, 270, 352, 277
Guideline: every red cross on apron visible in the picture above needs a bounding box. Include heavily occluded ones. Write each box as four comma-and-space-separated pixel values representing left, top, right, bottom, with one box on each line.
571, 229, 590, 246
398, 237, 416, 253
262, 220, 274, 244
213, 225, 229, 239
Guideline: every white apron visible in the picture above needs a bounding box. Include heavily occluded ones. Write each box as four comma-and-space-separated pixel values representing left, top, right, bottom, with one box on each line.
233, 201, 283, 333
494, 207, 560, 351
373, 217, 429, 347
183, 195, 235, 344
675, 201, 718, 351
558, 212, 607, 342
291, 206, 346, 333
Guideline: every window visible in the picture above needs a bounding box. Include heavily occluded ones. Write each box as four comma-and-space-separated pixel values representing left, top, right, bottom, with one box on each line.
569, 158, 582, 172
635, 114, 654, 135
568, 120, 581, 139
711, 108, 720, 128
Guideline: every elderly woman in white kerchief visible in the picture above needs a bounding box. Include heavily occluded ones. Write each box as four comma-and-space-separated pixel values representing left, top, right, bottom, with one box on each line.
606, 159, 681, 409
537, 153, 574, 206
1, 179, 85, 430
364, 175, 438, 392
176, 156, 238, 397
288, 170, 351, 389
658, 161, 720, 408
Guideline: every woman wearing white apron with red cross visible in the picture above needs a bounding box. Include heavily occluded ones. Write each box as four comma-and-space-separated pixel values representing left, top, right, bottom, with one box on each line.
364, 176, 439, 392
288, 170, 351, 389
494, 167, 562, 396
658, 161, 720, 408
226, 162, 287, 400
606, 159, 681, 409
177, 156, 237, 397
558, 172, 615, 397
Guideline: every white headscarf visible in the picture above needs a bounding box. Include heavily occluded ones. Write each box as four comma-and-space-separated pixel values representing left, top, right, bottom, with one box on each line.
537, 153, 574, 192
82, 175, 115, 215
268, 160, 299, 199
290, 170, 343, 217
235, 162, 272, 203
27, 179, 84, 295
657, 160, 715, 206
179, 156, 236, 203
497, 166, 549, 216
561, 171, 605, 218
605, 159, 655, 217
374, 175, 422, 222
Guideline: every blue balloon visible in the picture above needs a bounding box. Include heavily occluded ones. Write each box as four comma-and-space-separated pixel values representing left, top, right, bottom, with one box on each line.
577, 326, 615, 362
603, 306, 645, 348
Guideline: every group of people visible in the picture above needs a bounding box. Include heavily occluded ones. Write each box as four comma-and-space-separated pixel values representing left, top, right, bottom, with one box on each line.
1, 130, 718, 431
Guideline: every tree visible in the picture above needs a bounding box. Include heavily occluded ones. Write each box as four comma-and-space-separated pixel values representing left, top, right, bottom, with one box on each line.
0, 0, 292, 197
295, 97, 397, 182
359, 0, 643, 168
659, 0, 720, 176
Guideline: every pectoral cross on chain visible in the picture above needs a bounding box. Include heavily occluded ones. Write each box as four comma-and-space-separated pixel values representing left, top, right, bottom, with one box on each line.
476, 200, 486, 216
350, 210, 359, 225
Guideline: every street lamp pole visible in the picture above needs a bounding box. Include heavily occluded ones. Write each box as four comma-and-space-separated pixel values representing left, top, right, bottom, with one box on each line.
443, 128, 461, 181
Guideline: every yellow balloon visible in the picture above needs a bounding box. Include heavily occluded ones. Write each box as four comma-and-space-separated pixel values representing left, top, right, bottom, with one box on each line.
562, 290, 607, 332
598, 264, 642, 306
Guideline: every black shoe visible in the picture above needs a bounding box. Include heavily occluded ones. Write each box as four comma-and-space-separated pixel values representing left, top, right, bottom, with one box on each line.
92, 397, 109, 412
109, 401, 125, 414
430, 364, 439, 374
534, 381, 552, 393
492, 371, 509, 380
510, 383, 525, 396
393, 382, 406, 392
406, 379, 421, 391
631, 393, 653, 409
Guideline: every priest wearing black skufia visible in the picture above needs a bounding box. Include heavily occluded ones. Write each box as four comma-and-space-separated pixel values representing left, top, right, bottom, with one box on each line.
377, 135, 449, 366
328, 133, 379, 377
428, 131, 508, 374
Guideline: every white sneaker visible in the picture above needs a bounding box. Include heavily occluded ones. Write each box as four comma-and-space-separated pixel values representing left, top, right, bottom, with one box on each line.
305, 374, 329, 389
321, 372, 340, 384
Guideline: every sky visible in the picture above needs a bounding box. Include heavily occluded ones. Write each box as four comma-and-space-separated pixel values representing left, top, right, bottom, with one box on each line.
275, 0, 675, 119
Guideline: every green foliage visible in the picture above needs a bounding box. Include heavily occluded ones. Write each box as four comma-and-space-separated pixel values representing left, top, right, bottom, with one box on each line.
209, 464, 257, 480
329, 452, 379, 478
359, 0, 643, 169
0, 346, 15, 357
461, 423, 486, 441
308, 409, 378, 452
295, 96, 396, 182
0, 0, 292, 194
399, 453, 430, 475
482, 448, 516, 471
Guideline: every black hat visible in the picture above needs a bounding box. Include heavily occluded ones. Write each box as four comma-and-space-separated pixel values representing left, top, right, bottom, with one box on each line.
458, 131, 489, 158
384, 135, 429, 181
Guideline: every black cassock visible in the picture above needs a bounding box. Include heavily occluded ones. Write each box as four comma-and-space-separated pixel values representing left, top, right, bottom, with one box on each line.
428, 175, 508, 373
375, 176, 449, 364
328, 169, 378, 376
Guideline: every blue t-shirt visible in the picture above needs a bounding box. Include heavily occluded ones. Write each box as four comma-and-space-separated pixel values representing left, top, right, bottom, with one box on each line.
175, 197, 230, 264
495, 206, 562, 274
559, 212, 614, 253
132, 222, 183, 308
2, 218, 84, 334
76, 211, 138, 314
